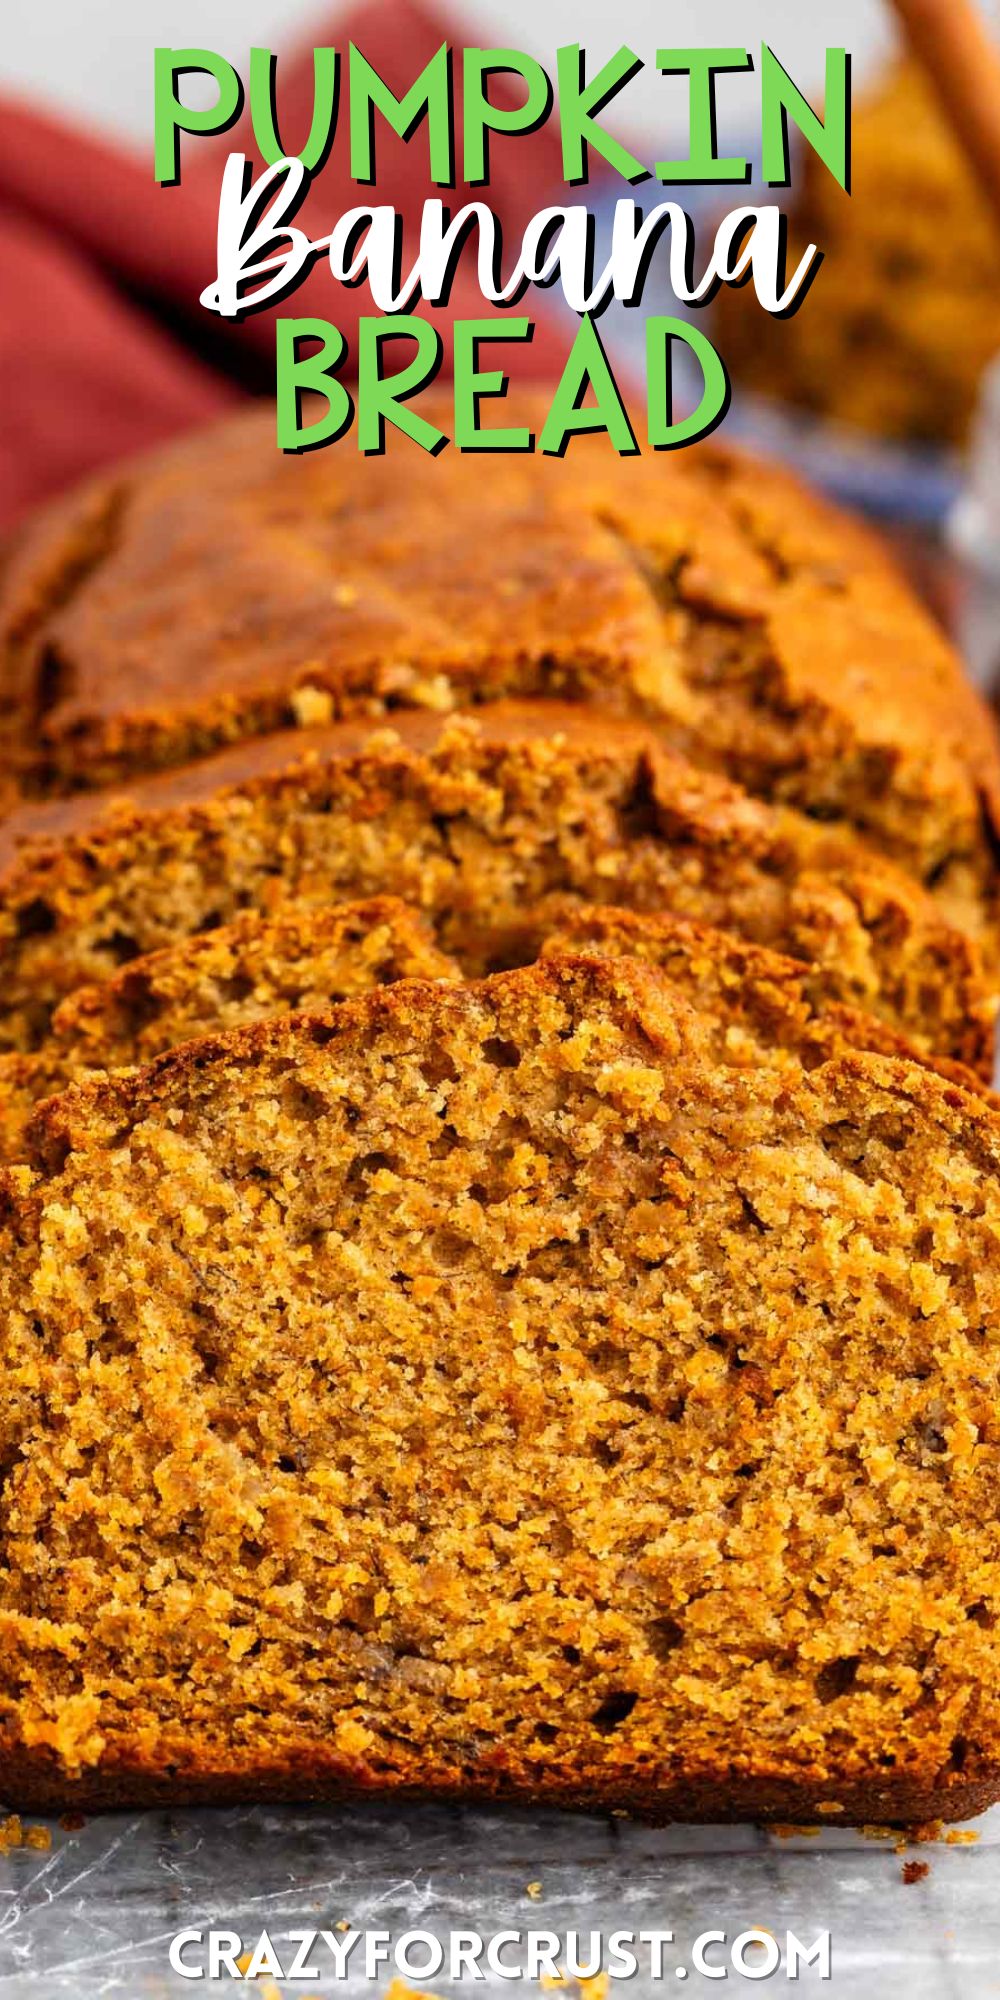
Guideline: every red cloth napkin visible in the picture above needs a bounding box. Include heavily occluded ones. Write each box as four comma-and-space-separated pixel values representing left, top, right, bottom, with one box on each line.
0, 0, 568, 532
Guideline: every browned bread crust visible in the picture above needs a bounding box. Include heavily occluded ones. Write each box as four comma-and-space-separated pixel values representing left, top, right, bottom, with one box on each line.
0, 897, 459, 1162
718, 64, 1000, 450
0, 707, 990, 1074
2, 956, 1000, 1822
1, 401, 997, 942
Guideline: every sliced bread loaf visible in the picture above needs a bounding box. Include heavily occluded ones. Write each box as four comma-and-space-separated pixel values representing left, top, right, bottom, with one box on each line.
540, 904, 993, 1095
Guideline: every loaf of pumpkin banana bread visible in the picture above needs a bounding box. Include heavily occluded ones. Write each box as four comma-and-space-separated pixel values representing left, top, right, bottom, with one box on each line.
0, 897, 459, 1162
2, 955, 1000, 1820
2, 401, 997, 942
0, 708, 990, 1073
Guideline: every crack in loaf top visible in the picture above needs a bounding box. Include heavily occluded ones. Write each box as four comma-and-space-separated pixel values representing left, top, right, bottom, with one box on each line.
4, 957, 1000, 1819
1, 396, 998, 928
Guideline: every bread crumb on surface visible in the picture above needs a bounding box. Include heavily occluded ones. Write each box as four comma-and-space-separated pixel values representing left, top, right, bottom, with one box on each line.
901, 1859, 930, 1885
0, 1817, 51, 1853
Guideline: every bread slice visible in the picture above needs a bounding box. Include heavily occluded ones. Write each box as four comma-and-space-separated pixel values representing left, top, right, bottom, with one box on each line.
2, 955, 1000, 1821
0, 897, 459, 1162
2, 401, 997, 944
0, 707, 991, 1075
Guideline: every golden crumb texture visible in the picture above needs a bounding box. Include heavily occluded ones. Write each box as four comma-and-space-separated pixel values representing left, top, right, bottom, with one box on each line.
0, 402, 998, 1831
1, 396, 998, 949
0, 708, 991, 1077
